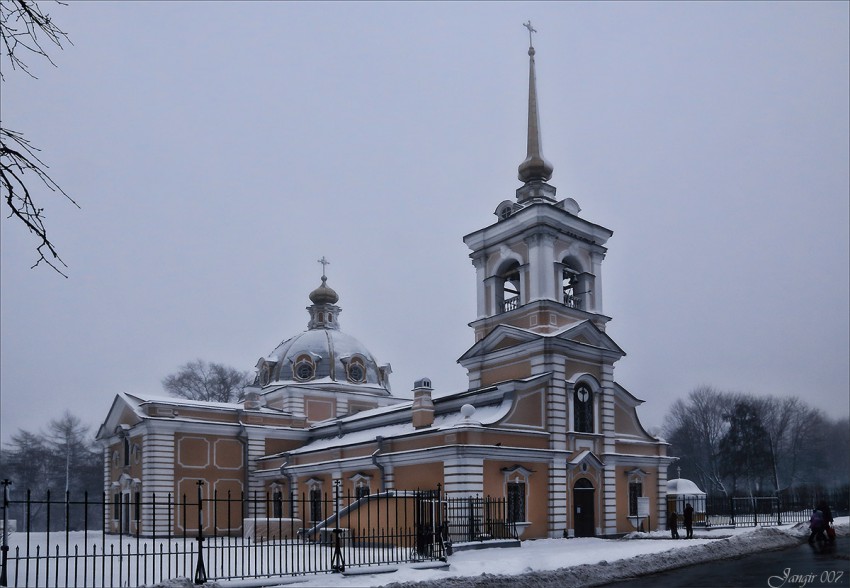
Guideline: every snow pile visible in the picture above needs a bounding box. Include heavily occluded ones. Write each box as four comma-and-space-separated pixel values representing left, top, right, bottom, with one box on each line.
149, 519, 847, 588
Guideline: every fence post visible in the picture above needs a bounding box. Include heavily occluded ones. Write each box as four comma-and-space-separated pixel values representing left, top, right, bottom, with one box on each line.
194, 480, 207, 584
1, 479, 10, 587
331, 479, 344, 573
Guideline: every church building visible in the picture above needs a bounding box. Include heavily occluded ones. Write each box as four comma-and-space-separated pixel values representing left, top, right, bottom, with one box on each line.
97, 31, 673, 540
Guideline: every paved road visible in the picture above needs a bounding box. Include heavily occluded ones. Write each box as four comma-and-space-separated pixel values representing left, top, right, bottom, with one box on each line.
602, 537, 849, 588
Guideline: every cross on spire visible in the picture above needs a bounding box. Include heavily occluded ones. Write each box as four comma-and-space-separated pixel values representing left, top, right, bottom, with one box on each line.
318, 256, 330, 280
523, 20, 537, 49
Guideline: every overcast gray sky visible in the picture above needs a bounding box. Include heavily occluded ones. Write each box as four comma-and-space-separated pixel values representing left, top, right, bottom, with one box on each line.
2, 2, 848, 444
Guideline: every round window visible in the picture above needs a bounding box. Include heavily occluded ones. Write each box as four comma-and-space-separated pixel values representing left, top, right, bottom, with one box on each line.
348, 363, 365, 383
295, 361, 314, 381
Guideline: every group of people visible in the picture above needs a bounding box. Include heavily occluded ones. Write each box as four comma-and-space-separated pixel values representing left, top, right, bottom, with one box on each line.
667, 499, 836, 542
667, 502, 695, 539
809, 500, 835, 544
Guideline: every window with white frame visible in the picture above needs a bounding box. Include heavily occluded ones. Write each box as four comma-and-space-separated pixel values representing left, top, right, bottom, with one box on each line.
627, 469, 646, 517
502, 465, 533, 523
574, 383, 594, 433
307, 479, 323, 523
350, 473, 372, 500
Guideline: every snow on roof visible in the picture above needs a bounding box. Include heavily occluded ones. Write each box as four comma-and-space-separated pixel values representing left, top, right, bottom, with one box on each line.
122, 392, 290, 416
666, 478, 706, 495
292, 399, 513, 454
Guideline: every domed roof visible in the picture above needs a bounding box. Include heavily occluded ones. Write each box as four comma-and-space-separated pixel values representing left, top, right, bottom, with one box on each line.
265, 328, 387, 390
255, 274, 391, 394
309, 276, 338, 305
666, 478, 705, 496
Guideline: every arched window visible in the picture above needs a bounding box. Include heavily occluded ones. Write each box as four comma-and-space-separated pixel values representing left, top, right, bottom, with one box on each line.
346, 356, 367, 384
561, 256, 586, 310
497, 260, 521, 313
293, 355, 316, 382
307, 481, 323, 523
574, 383, 594, 433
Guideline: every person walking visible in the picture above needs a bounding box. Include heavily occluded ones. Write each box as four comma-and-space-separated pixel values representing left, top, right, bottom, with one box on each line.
817, 500, 835, 543
683, 503, 694, 539
809, 507, 826, 543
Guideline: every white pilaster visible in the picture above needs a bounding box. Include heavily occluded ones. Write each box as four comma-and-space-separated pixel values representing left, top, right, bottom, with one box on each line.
141, 431, 175, 536
443, 458, 484, 498
547, 458, 568, 538
472, 255, 487, 319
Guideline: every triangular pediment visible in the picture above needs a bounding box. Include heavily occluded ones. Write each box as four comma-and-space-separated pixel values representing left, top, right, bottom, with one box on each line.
458, 321, 625, 365
96, 393, 144, 440
458, 325, 542, 362
556, 321, 626, 356
568, 449, 605, 469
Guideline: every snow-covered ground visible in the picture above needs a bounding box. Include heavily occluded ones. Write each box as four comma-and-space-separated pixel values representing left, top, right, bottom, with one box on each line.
153, 518, 848, 588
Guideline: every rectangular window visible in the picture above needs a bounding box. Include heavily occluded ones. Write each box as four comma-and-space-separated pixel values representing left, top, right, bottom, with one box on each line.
507, 482, 526, 523
309, 488, 322, 523
113, 493, 121, 520
134, 491, 141, 521
629, 481, 643, 516
355, 485, 370, 501
273, 491, 283, 518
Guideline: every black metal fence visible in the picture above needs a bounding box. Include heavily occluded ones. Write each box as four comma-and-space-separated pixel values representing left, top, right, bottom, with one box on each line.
668, 491, 848, 529
444, 495, 519, 543
0, 481, 454, 587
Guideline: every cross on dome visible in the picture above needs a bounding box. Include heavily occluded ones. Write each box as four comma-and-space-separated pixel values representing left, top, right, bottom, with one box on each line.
523, 20, 537, 49
317, 256, 330, 280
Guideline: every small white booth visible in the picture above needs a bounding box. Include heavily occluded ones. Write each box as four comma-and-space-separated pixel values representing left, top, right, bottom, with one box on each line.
666, 478, 707, 527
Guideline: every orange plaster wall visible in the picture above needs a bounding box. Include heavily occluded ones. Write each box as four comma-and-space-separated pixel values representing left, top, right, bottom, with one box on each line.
173, 433, 245, 535
565, 360, 602, 382
501, 389, 545, 429
337, 494, 417, 538
265, 438, 303, 456
305, 397, 336, 422
615, 441, 664, 457
614, 403, 645, 437
480, 361, 531, 387
483, 460, 550, 539
613, 466, 660, 533
394, 462, 444, 491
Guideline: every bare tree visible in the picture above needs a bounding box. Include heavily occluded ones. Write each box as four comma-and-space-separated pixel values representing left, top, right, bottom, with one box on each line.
162, 359, 250, 403
663, 385, 730, 495
1, 0, 78, 276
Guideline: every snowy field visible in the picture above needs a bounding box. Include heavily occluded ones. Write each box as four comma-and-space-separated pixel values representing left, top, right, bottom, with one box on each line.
193, 518, 846, 588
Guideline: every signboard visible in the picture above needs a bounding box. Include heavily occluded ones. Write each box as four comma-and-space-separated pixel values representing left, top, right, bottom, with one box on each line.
637, 497, 650, 518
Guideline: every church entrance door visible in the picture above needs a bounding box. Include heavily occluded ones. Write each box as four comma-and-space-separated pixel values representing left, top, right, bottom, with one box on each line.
573, 479, 595, 537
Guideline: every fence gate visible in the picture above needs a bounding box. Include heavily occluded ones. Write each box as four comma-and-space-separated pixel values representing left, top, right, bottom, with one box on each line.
413, 490, 442, 559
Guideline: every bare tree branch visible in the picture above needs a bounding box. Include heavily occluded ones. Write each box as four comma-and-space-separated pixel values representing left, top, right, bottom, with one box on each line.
1, 0, 76, 275
0, 0, 71, 80
1, 127, 79, 275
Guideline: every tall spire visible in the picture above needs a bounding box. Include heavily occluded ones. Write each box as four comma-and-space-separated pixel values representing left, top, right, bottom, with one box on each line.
517, 21, 554, 186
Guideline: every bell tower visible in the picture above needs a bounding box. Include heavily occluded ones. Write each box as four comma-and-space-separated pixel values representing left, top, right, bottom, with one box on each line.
463, 24, 614, 344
